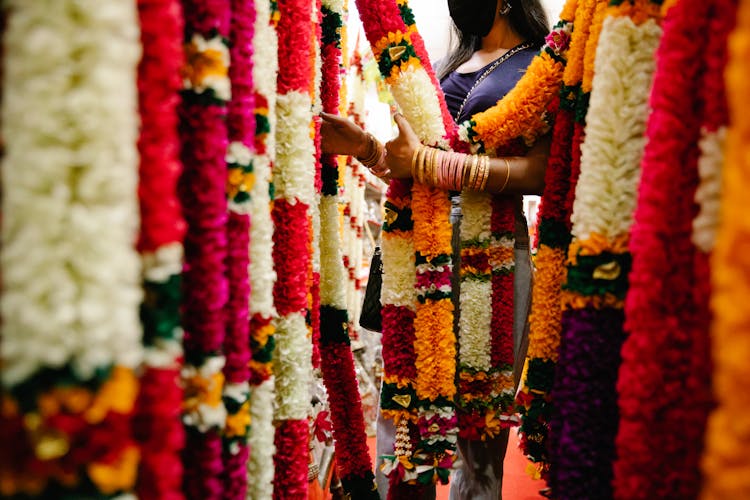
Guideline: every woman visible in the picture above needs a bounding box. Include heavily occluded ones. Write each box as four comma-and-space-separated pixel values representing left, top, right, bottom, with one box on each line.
322, 1, 550, 498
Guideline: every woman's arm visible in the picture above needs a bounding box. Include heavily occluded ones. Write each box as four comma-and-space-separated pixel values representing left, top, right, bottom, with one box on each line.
320, 112, 390, 178
385, 113, 549, 195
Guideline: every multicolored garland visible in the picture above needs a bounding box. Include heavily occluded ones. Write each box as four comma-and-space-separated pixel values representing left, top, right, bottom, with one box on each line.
272, 0, 316, 495
614, 0, 734, 498
317, 1, 379, 497
178, 1, 231, 498
542, 0, 602, 487
355, 0, 458, 492
515, 0, 577, 480
222, 0, 256, 496
246, 0, 280, 498
700, 1, 750, 497
134, 1, 186, 498
0, 1, 143, 496
552, 2, 664, 498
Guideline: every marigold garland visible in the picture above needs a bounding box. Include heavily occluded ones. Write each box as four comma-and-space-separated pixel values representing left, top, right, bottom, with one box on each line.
178, 1, 232, 499
700, 1, 750, 497
356, 0, 458, 492
549, 2, 663, 498
0, 1, 143, 496
614, 0, 735, 498
134, 1, 187, 498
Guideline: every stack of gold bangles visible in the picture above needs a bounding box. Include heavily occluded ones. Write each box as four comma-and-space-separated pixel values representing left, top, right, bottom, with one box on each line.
356, 133, 385, 169
411, 145, 503, 192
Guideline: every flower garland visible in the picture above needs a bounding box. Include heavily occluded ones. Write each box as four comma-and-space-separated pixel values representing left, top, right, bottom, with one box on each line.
222, 0, 256, 496
549, 2, 664, 498
456, 11, 577, 444
134, 1, 187, 498
178, 1, 231, 498
700, 1, 750, 497
614, 0, 735, 498
316, 1, 380, 497
515, 0, 578, 479
272, 0, 316, 495
0, 1, 143, 496
246, 0, 279, 498
355, 0, 458, 492
544, 0, 609, 490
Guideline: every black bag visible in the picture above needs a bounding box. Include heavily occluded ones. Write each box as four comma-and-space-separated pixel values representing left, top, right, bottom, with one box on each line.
359, 246, 383, 332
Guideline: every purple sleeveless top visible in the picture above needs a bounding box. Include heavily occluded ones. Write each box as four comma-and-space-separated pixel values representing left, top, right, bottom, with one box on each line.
440, 45, 537, 246
440, 46, 536, 123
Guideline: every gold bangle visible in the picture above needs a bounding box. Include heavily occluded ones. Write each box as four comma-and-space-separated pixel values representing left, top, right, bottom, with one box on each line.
416, 145, 427, 183
499, 158, 511, 193
466, 154, 480, 189
479, 156, 490, 191
411, 144, 422, 179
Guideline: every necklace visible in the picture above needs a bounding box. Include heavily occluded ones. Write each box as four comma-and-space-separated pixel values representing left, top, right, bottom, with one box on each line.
454, 42, 533, 122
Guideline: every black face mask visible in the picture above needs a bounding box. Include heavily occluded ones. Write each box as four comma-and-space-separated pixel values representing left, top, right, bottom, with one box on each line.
448, 0, 499, 37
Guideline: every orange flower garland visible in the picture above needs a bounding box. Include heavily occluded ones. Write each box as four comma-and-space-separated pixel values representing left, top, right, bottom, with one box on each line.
700, 0, 750, 495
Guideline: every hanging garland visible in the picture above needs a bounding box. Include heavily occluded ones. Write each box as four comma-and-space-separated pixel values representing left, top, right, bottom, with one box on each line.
246, 0, 279, 498
222, 0, 256, 496
355, 0, 574, 487
614, 0, 735, 498
549, 2, 664, 498
0, 1, 143, 496
515, 0, 577, 480
700, 0, 750, 497
178, 1, 231, 498
316, 1, 380, 497
272, 0, 316, 496
134, 1, 187, 498
354, 0, 457, 492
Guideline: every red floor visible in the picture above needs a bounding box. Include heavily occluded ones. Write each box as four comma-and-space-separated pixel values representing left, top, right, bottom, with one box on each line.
366, 431, 545, 500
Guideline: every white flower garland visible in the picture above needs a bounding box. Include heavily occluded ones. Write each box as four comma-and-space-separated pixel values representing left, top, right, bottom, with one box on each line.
247, 1, 279, 496
273, 313, 313, 420
274, 91, 316, 205
320, 196, 348, 309
692, 127, 726, 253
248, 0, 278, 320
387, 65, 447, 145
570, 16, 663, 242
1, 0, 143, 387
381, 236, 417, 308
247, 378, 277, 500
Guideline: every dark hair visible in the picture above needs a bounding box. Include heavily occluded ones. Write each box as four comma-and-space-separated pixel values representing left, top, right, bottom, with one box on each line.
436, 0, 550, 81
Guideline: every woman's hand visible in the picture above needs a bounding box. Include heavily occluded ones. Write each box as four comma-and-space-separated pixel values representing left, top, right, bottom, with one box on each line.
320, 112, 368, 157
384, 113, 422, 179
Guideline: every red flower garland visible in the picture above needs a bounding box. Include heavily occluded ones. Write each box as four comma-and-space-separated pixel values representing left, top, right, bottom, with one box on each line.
272, 0, 315, 495
134, 1, 186, 498
614, 0, 733, 498
317, 3, 379, 496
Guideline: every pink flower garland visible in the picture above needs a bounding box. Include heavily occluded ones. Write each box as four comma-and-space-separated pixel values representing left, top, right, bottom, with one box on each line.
222, 0, 255, 496
134, 1, 186, 499
614, 0, 733, 498
178, 1, 231, 499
